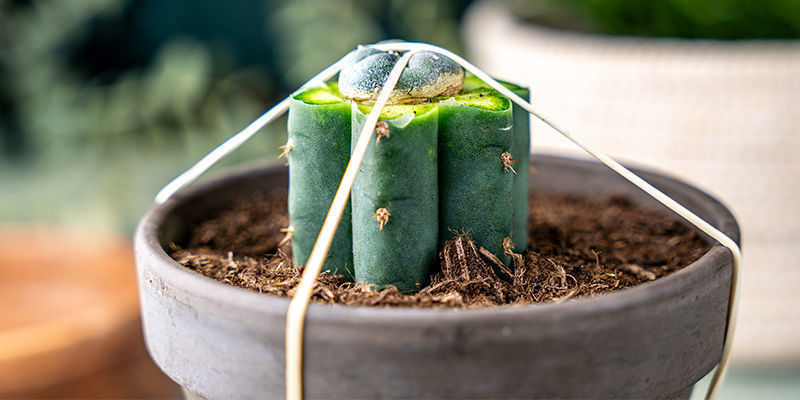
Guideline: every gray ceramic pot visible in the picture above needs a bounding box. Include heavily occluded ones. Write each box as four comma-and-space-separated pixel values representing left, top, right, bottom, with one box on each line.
135, 155, 739, 399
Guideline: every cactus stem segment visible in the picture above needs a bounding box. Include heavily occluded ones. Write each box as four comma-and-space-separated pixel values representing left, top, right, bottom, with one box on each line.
375, 121, 390, 145
372, 207, 391, 231
501, 151, 518, 174
279, 225, 295, 246
278, 138, 294, 159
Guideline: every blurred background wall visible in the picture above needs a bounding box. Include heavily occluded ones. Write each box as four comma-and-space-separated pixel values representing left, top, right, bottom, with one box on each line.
0, 0, 798, 398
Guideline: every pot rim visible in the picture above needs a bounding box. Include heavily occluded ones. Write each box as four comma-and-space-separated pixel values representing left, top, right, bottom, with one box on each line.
136, 154, 739, 324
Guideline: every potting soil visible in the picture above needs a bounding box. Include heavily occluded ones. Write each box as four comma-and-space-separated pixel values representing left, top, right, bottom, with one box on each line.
171, 190, 709, 308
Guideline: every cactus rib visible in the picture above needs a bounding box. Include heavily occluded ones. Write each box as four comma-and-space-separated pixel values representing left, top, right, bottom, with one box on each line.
287, 85, 354, 279
351, 103, 439, 293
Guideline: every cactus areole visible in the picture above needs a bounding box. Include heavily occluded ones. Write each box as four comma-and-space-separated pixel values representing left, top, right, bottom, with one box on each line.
286, 46, 530, 293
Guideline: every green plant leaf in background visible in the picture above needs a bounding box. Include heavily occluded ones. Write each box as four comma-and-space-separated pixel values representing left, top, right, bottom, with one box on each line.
511, 0, 800, 39
269, 0, 383, 88
0, 0, 284, 234
0, 0, 471, 235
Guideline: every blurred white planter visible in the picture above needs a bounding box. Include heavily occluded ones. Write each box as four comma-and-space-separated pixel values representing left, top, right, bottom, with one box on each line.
464, 0, 800, 366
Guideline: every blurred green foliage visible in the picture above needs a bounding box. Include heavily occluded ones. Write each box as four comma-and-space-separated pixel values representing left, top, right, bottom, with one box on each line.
0, 0, 469, 234
270, 0, 466, 88
512, 0, 800, 39
4, 0, 793, 235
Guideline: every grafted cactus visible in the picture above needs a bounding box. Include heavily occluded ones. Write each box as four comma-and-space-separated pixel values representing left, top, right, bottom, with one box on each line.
286, 47, 530, 292
285, 85, 354, 279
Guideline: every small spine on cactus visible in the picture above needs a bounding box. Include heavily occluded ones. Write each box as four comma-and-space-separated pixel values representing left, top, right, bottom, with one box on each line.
463, 74, 531, 250
286, 84, 354, 279
351, 102, 439, 293
435, 87, 515, 264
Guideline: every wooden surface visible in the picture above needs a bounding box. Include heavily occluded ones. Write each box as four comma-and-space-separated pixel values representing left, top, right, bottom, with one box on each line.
0, 226, 178, 398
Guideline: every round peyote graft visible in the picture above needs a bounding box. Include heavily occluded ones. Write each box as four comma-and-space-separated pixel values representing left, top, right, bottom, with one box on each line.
338, 48, 464, 104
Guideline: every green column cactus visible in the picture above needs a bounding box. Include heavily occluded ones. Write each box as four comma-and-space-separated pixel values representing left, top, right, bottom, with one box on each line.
351, 103, 439, 292
509, 86, 531, 249
435, 88, 515, 264
285, 48, 529, 291
286, 84, 354, 279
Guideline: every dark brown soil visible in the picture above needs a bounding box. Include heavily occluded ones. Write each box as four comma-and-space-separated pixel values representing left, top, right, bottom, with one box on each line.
170, 190, 710, 308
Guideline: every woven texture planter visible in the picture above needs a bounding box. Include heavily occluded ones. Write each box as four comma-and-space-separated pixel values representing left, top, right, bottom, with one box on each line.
464, 0, 800, 365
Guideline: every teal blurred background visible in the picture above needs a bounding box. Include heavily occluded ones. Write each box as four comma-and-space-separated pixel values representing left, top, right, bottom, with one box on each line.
1, 0, 799, 398
0, 0, 469, 234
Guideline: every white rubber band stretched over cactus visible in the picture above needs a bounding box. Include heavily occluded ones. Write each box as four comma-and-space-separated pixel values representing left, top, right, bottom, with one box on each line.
370, 41, 739, 400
